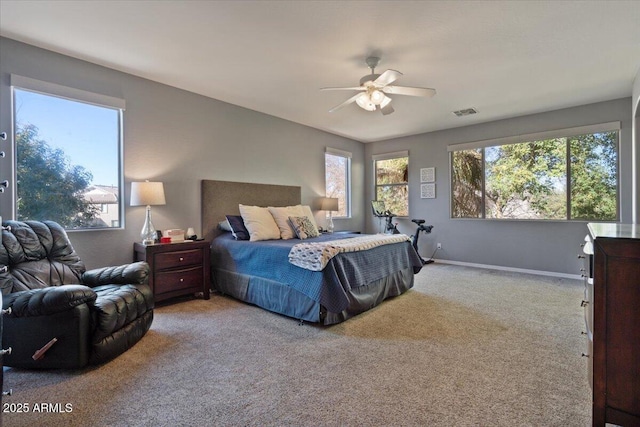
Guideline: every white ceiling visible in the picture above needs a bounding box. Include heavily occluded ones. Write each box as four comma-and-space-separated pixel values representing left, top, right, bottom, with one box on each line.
1, 1, 640, 143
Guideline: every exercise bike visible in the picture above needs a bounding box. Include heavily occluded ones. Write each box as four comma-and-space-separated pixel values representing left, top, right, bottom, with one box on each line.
410, 219, 434, 265
371, 201, 434, 265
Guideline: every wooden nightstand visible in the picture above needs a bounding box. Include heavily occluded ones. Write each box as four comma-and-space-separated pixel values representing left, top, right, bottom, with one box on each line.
134, 240, 210, 303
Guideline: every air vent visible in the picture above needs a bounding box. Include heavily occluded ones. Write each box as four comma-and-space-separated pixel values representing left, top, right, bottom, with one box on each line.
453, 108, 478, 117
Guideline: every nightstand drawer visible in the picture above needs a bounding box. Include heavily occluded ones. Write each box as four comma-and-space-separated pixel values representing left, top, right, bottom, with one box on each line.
155, 266, 203, 295
155, 248, 203, 270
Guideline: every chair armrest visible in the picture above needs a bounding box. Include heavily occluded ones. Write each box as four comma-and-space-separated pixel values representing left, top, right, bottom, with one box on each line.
82, 261, 149, 287
3, 285, 97, 317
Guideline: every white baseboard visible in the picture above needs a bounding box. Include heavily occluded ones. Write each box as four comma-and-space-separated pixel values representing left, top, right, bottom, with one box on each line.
433, 258, 582, 280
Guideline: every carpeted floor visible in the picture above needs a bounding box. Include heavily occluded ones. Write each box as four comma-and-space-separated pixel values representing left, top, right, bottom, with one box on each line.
2, 264, 591, 426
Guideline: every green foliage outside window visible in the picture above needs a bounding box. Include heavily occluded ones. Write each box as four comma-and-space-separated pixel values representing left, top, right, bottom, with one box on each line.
570, 133, 617, 220
452, 149, 482, 218
375, 157, 408, 216
451, 131, 617, 221
16, 123, 100, 228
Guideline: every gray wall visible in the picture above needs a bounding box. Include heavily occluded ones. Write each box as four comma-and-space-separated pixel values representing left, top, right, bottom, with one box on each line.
365, 98, 633, 275
0, 37, 364, 268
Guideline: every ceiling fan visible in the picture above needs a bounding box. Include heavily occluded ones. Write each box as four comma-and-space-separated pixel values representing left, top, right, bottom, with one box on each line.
321, 56, 436, 115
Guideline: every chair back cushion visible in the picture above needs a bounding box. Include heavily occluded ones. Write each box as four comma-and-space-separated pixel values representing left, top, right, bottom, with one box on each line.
0, 221, 85, 294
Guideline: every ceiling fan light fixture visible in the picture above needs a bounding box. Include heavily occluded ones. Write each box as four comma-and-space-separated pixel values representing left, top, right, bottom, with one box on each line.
369, 89, 385, 105
324, 55, 435, 116
356, 92, 376, 111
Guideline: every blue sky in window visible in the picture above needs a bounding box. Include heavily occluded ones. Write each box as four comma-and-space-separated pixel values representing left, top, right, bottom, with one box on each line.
14, 89, 120, 187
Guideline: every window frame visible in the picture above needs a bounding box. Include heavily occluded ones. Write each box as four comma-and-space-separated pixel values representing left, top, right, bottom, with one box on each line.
448, 123, 620, 222
11, 75, 125, 231
325, 147, 352, 218
373, 150, 409, 217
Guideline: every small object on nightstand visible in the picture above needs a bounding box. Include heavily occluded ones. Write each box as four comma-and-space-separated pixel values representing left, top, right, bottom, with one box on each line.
163, 229, 185, 243
186, 227, 196, 239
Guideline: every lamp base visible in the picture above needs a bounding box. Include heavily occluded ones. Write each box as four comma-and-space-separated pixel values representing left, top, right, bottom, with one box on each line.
141, 205, 157, 245
326, 214, 334, 233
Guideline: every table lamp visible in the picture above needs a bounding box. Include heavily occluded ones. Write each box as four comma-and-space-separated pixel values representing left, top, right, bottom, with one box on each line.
321, 197, 339, 233
130, 181, 166, 245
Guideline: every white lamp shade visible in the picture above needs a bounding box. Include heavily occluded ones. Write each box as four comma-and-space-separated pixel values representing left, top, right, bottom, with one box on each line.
321, 197, 339, 212
130, 181, 166, 206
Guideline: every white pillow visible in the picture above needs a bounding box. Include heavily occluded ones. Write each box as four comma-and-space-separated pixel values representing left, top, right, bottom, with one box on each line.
268, 205, 304, 239
238, 204, 281, 241
299, 205, 319, 234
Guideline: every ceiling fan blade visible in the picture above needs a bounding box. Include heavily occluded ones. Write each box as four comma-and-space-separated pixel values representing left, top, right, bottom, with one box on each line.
328, 93, 361, 113
382, 86, 436, 97
379, 103, 395, 116
374, 69, 402, 87
321, 86, 365, 91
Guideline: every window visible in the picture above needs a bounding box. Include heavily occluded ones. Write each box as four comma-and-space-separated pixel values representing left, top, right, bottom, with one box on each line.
325, 148, 351, 217
12, 75, 124, 230
374, 151, 409, 216
450, 124, 619, 221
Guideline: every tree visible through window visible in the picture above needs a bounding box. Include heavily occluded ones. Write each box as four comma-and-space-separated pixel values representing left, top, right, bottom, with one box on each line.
375, 155, 409, 216
451, 129, 618, 221
13, 86, 123, 229
325, 149, 351, 217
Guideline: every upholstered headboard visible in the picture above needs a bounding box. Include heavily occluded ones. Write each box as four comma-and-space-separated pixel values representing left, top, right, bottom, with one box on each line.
201, 180, 302, 242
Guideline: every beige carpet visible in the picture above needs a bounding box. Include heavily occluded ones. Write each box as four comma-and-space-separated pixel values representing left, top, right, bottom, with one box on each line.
2, 264, 591, 426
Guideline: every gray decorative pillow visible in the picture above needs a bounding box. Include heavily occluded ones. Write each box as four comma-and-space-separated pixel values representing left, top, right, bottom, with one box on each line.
288, 216, 320, 239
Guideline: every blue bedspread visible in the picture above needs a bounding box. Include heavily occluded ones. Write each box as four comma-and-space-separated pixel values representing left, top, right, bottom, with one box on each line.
210, 233, 423, 313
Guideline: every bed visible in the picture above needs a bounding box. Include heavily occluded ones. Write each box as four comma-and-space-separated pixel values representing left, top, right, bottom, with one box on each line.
202, 179, 423, 325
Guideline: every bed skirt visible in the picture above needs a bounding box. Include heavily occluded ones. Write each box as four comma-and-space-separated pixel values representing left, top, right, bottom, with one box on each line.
212, 267, 415, 325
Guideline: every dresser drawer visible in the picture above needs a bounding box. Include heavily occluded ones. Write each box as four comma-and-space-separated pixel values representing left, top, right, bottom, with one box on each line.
154, 248, 203, 270
155, 266, 203, 295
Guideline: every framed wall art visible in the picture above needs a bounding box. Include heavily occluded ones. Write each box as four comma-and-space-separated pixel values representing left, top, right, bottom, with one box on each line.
420, 167, 435, 183
421, 183, 436, 199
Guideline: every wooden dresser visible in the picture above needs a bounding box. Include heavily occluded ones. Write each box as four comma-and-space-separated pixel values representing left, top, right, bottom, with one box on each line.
134, 240, 210, 303
582, 223, 640, 426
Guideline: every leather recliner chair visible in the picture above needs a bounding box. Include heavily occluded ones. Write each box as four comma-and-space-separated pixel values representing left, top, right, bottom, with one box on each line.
0, 220, 154, 369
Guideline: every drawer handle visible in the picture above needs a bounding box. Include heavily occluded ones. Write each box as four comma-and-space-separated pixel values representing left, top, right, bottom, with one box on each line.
581, 300, 589, 307
179, 278, 184, 282
179, 257, 184, 261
